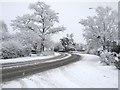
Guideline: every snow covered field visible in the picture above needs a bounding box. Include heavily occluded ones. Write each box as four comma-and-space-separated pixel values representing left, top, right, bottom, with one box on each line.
0, 52, 60, 64
1, 53, 118, 88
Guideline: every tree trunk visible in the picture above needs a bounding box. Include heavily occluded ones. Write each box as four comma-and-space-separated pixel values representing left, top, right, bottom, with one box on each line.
103, 45, 106, 50
103, 22, 106, 51
40, 37, 45, 52
42, 44, 44, 52
40, 43, 44, 52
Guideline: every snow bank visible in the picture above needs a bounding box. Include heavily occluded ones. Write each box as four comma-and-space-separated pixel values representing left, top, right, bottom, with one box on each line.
2, 53, 118, 88
0, 52, 60, 64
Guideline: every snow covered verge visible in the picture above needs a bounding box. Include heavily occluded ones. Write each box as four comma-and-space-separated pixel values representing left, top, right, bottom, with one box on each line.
0, 52, 60, 64
1, 53, 118, 88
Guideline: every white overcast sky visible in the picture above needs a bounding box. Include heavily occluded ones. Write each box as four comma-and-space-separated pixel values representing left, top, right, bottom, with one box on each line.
0, 0, 118, 44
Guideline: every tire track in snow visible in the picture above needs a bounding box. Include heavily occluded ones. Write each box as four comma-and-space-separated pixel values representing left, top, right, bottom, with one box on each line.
59, 67, 93, 88
19, 80, 28, 88
28, 77, 43, 88
37, 74, 57, 88
57, 54, 98, 87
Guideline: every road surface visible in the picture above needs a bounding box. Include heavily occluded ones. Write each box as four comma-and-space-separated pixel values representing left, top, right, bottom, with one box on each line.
2, 53, 80, 82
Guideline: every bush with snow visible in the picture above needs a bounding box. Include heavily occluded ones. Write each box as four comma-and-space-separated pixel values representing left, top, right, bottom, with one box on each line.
114, 60, 120, 70
100, 50, 117, 65
111, 45, 120, 54
114, 54, 120, 70
1, 40, 31, 59
54, 42, 64, 52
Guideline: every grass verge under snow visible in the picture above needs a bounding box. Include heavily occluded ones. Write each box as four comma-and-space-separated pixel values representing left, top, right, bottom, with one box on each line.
0, 52, 60, 64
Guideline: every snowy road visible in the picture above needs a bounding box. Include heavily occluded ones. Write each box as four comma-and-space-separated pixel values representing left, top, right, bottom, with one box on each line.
2, 53, 80, 82
2, 53, 118, 88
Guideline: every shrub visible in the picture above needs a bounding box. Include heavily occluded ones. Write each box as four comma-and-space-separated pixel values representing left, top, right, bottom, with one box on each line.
100, 51, 116, 65
114, 55, 120, 70
111, 45, 120, 54
114, 60, 120, 70
1, 40, 31, 59
54, 46, 60, 52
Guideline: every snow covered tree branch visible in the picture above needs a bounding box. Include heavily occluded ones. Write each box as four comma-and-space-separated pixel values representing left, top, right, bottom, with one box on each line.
79, 6, 118, 51
11, 2, 65, 52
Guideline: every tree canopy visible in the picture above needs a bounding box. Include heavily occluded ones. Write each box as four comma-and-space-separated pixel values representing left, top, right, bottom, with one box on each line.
79, 6, 118, 50
11, 2, 65, 52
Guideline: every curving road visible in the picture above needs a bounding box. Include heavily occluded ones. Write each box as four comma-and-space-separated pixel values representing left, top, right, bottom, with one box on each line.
2, 53, 80, 82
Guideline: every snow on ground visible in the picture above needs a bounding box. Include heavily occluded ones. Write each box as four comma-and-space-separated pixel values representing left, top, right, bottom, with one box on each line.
1, 53, 118, 88
0, 52, 60, 64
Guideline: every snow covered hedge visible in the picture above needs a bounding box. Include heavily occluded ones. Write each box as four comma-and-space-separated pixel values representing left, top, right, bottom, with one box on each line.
1, 40, 31, 59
